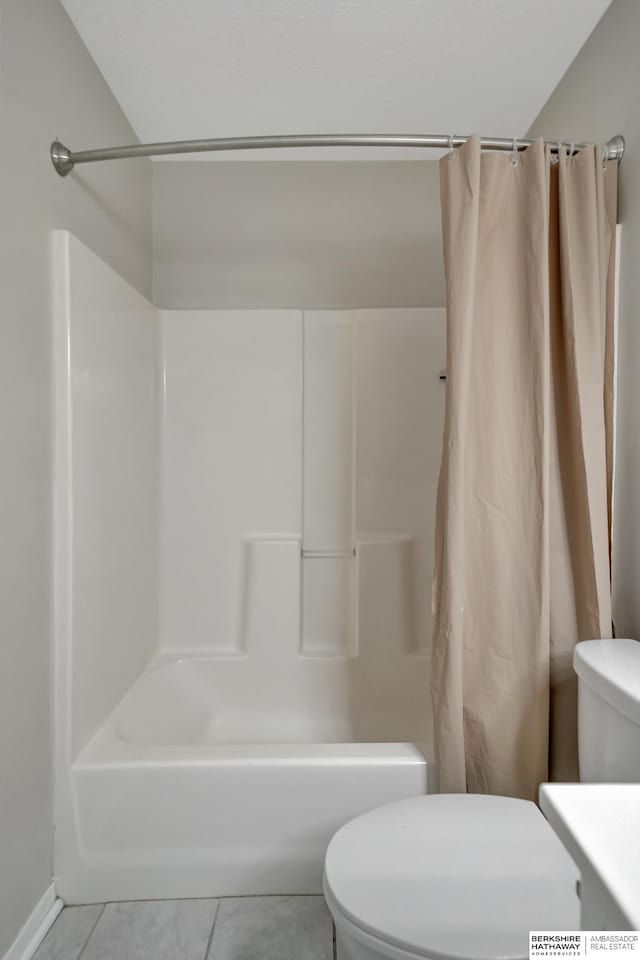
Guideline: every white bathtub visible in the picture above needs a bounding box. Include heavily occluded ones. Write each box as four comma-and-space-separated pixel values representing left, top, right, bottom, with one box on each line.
57, 657, 432, 903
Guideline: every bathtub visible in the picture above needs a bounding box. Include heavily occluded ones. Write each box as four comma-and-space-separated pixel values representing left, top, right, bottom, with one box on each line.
57, 657, 433, 903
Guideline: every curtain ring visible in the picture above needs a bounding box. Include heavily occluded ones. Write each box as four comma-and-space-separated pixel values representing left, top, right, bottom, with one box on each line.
551, 140, 560, 165
448, 134, 455, 157
511, 138, 520, 166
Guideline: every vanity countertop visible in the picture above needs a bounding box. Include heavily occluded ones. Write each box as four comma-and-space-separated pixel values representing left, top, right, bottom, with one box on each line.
539, 783, 640, 931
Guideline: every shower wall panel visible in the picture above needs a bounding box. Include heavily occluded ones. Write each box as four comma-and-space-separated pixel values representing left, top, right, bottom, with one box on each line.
159, 310, 303, 654
54, 232, 159, 759
355, 308, 446, 655
301, 309, 446, 658
302, 311, 355, 657
303, 312, 354, 551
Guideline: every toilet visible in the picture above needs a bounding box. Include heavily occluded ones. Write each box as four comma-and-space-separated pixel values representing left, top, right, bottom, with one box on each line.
324, 638, 640, 960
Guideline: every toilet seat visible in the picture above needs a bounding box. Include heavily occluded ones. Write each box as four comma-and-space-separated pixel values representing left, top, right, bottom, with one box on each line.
323, 794, 580, 960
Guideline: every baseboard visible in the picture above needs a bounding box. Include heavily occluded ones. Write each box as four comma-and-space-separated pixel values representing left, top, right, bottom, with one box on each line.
3, 884, 62, 960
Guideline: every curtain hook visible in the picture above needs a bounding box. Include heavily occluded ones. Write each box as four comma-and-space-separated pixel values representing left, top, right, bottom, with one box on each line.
511, 138, 520, 166
551, 140, 560, 165
448, 134, 455, 158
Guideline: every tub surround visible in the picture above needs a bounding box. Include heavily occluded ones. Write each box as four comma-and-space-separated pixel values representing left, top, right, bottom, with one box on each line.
52, 232, 441, 902
540, 784, 640, 931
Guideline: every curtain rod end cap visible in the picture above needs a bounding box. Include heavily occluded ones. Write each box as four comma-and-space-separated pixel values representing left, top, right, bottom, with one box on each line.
51, 140, 74, 177
605, 135, 625, 161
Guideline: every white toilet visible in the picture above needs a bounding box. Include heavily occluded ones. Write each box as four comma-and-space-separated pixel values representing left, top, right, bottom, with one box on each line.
323, 638, 640, 960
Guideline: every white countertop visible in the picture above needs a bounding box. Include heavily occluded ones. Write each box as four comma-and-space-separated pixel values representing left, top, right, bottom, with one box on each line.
539, 784, 640, 931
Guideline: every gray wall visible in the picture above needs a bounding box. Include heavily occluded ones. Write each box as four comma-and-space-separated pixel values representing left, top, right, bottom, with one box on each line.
153, 159, 445, 308
0, 0, 152, 952
528, 0, 639, 639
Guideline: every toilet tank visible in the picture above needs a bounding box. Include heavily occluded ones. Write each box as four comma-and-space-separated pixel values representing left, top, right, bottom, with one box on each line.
574, 638, 640, 782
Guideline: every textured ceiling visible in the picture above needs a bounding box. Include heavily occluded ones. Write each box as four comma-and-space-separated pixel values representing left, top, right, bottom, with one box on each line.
60, 0, 613, 160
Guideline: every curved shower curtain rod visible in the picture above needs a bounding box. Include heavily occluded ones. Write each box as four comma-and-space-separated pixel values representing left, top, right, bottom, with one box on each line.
50, 133, 626, 177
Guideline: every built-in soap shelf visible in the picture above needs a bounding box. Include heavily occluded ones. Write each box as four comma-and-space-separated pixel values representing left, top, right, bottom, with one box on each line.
299, 535, 426, 659
301, 552, 355, 658
356, 536, 427, 657
238, 538, 301, 658
236, 536, 427, 660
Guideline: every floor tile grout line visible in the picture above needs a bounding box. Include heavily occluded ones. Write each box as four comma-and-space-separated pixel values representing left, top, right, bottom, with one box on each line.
75, 904, 106, 960
204, 901, 221, 960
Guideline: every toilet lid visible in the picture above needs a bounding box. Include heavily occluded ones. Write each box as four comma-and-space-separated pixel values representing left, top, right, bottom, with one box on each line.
324, 794, 579, 960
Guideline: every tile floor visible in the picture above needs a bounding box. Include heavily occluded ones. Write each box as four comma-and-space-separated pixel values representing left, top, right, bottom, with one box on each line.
34, 896, 335, 960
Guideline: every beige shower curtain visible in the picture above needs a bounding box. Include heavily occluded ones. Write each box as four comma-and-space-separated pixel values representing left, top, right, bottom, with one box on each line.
431, 136, 618, 800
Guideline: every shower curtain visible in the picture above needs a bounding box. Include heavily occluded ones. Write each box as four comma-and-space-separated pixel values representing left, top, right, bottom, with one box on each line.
431, 136, 618, 800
